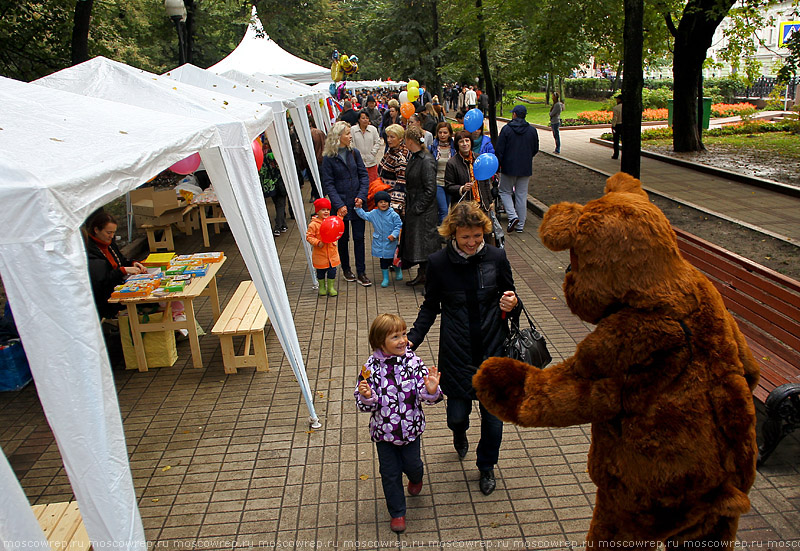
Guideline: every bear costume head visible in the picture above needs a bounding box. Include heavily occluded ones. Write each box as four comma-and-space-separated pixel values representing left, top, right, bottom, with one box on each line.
474, 173, 760, 546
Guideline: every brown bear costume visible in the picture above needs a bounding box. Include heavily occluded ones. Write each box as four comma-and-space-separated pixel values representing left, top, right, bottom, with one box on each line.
474, 173, 760, 547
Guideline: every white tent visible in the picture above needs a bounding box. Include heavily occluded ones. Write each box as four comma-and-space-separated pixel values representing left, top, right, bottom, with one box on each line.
209, 8, 330, 85
165, 64, 324, 198
0, 58, 322, 549
159, 63, 320, 287
0, 75, 224, 551
313, 79, 405, 92
35, 57, 321, 419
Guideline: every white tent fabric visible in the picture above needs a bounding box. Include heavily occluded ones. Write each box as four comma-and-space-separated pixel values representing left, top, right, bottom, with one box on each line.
219, 69, 323, 196
209, 8, 329, 84
162, 64, 320, 285
35, 57, 320, 424
0, 449, 51, 549
0, 75, 228, 551
250, 73, 332, 131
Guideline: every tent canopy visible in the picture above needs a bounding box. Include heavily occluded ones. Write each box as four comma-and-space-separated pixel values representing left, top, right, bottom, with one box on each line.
209, 8, 329, 84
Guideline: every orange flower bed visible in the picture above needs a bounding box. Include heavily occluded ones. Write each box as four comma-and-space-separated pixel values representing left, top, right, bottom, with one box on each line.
642, 108, 668, 121
711, 102, 757, 117
577, 110, 613, 124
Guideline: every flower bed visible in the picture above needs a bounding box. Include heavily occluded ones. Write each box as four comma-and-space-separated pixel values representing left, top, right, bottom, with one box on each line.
576, 110, 613, 124
710, 102, 757, 117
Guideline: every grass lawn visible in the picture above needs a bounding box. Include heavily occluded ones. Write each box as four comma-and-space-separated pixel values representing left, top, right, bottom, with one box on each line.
505, 92, 609, 125
644, 131, 800, 160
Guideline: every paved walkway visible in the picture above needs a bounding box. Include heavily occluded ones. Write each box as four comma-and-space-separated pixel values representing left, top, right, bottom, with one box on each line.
535, 124, 800, 244
1, 170, 799, 549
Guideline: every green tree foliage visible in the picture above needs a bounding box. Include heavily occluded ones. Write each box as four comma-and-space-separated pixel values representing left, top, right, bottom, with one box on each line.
0, 1, 74, 80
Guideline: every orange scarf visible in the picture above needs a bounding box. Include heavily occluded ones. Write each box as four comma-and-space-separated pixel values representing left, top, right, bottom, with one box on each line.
464, 151, 480, 204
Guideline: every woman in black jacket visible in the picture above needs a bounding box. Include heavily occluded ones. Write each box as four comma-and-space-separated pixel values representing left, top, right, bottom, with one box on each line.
407, 202, 520, 496
400, 126, 443, 286
85, 211, 146, 319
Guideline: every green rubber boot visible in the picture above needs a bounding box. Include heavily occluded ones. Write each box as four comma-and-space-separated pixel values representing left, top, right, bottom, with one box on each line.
327, 278, 338, 297
395, 266, 403, 281
319, 278, 327, 296
381, 269, 390, 288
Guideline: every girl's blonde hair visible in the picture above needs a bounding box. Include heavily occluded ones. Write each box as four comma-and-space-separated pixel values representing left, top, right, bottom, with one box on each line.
323, 121, 353, 157
388, 99, 400, 110
384, 123, 405, 141
439, 201, 492, 238
369, 313, 407, 351
405, 125, 424, 144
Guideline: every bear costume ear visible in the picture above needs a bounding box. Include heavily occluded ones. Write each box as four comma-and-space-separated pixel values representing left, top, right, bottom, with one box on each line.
539, 202, 582, 251
604, 171, 648, 198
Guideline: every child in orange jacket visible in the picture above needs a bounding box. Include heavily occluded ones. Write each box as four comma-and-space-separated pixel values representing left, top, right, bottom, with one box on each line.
306, 198, 342, 297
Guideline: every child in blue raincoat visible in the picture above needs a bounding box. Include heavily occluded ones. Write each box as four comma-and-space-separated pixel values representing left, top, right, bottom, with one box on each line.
355, 190, 403, 287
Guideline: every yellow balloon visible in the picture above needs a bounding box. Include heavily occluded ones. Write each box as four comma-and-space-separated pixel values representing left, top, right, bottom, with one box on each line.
407, 86, 419, 102
408, 79, 419, 88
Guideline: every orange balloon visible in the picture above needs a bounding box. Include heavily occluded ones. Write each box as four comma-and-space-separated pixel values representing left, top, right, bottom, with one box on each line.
400, 102, 415, 119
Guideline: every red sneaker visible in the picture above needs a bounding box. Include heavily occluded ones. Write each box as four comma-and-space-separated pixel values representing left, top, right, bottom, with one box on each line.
407, 480, 423, 496
390, 516, 406, 533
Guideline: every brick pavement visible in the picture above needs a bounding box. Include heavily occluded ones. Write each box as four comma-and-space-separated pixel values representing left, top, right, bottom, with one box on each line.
1, 180, 798, 549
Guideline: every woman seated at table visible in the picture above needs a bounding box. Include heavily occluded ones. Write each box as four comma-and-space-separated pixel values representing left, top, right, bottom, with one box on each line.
85, 211, 146, 320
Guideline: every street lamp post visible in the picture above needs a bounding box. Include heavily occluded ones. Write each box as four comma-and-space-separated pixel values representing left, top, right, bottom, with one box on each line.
164, 0, 188, 65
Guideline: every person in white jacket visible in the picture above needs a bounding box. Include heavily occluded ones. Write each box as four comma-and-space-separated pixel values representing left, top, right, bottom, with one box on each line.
351, 110, 383, 182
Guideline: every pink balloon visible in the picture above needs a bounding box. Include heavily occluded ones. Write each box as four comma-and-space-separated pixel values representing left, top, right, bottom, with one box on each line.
319, 216, 345, 243
169, 152, 201, 175
252, 139, 264, 171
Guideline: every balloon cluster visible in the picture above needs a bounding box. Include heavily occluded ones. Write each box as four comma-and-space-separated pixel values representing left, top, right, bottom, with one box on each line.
399, 79, 423, 119
328, 81, 347, 100
330, 50, 359, 82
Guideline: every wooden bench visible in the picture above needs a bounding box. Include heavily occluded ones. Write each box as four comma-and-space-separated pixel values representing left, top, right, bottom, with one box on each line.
211, 280, 270, 374
675, 228, 800, 465
32, 501, 91, 551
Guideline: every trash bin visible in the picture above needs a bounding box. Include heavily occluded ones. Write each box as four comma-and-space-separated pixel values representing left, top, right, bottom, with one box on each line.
667, 98, 712, 129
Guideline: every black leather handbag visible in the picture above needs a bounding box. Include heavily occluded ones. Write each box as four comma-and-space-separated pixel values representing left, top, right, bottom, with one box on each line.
504, 303, 552, 368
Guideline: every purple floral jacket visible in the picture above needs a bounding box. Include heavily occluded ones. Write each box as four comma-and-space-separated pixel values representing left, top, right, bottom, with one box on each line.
355, 347, 442, 445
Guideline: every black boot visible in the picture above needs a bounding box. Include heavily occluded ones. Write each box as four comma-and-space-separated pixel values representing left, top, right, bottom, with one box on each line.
406, 262, 427, 286
453, 432, 468, 459
479, 470, 496, 495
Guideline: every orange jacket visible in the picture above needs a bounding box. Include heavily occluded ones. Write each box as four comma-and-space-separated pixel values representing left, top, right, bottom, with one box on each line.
306, 215, 342, 269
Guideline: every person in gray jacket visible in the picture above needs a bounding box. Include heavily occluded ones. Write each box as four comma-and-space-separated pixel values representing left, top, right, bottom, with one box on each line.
549, 93, 565, 154
495, 105, 539, 234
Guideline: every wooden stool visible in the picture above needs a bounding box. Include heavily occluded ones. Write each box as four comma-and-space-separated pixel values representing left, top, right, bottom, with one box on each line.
211, 281, 269, 374
199, 202, 226, 248
32, 501, 91, 551
141, 224, 174, 252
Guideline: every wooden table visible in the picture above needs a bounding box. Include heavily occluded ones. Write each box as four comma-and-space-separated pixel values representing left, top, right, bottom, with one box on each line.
108, 257, 225, 372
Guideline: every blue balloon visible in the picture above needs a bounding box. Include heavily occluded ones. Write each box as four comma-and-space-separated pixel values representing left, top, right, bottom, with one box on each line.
463, 108, 484, 132
473, 153, 499, 180
329, 83, 337, 97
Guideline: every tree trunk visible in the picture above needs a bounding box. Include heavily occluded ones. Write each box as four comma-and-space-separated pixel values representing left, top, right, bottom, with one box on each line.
621, 0, 643, 178
476, 0, 498, 143
431, 0, 443, 101
71, 0, 93, 66
545, 73, 551, 105
671, 0, 735, 152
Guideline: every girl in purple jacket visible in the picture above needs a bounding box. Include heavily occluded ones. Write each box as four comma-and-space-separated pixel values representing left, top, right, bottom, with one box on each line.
355, 313, 442, 534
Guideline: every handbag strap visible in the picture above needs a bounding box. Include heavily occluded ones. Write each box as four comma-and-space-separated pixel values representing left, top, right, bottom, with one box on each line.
509, 300, 538, 332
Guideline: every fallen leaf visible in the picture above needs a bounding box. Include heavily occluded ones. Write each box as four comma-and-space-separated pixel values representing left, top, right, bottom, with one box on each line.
490, 522, 498, 528
161, 465, 171, 472
359, 474, 369, 481
306, 429, 315, 434
151, 498, 159, 502
318, 392, 325, 399
182, 430, 191, 434
223, 101, 229, 105
119, 131, 128, 134
50, 138, 64, 142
